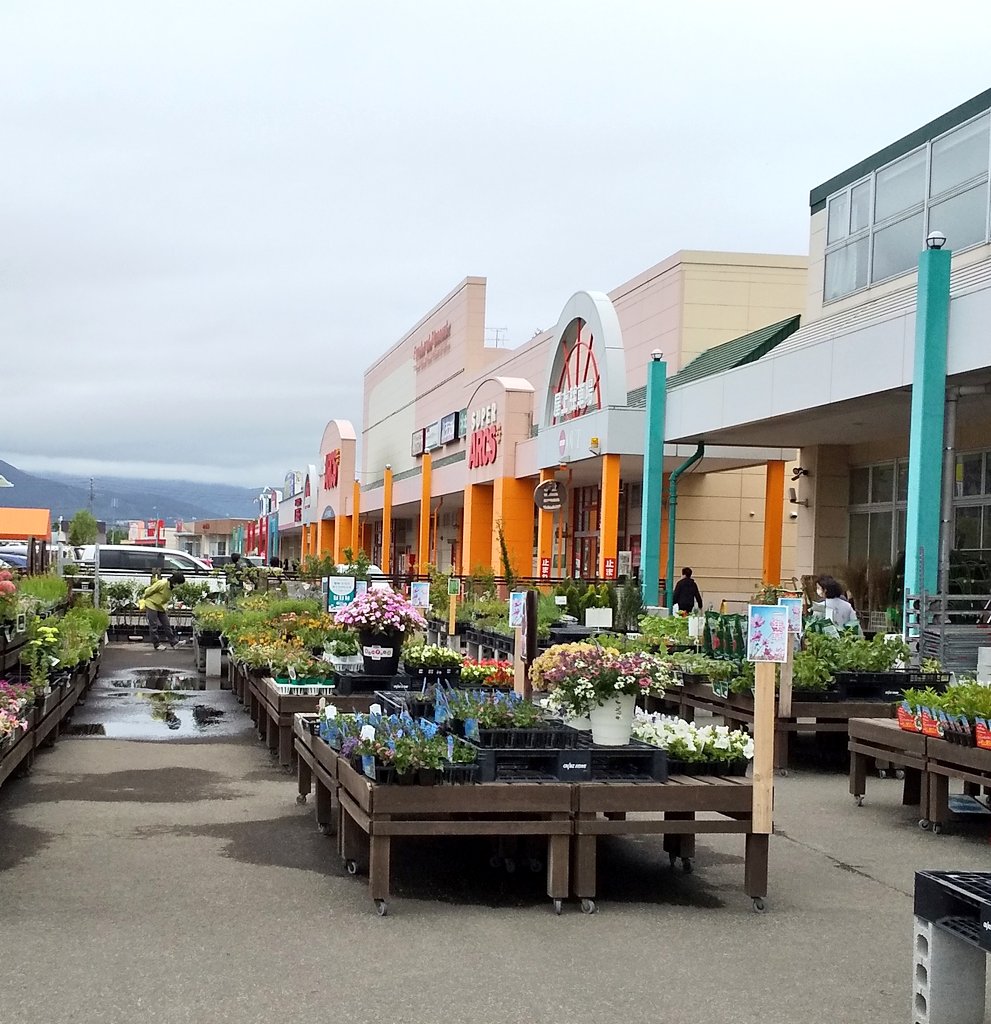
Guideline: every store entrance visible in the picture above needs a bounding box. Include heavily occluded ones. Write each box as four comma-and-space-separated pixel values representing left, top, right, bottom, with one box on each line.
572, 485, 600, 578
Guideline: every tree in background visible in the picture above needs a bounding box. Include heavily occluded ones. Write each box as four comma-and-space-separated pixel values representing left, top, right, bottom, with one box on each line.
68, 509, 99, 545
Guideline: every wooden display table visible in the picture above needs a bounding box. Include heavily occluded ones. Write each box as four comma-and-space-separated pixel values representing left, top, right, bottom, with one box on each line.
247, 676, 372, 768
335, 754, 573, 916
572, 773, 766, 913
926, 737, 991, 835
847, 717, 926, 813
292, 715, 338, 833
680, 681, 896, 768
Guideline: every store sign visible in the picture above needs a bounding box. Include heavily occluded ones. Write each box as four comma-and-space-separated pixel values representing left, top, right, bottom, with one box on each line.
539, 557, 552, 580
424, 421, 441, 450
617, 551, 632, 577
551, 321, 602, 425
327, 576, 357, 609
467, 402, 501, 469
323, 449, 341, 489
553, 381, 597, 421
534, 480, 567, 512
411, 429, 425, 457
603, 557, 617, 580
283, 470, 304, 498
413, 321, 452, 371
439, 411, 458, 445
294, 497, 302, 523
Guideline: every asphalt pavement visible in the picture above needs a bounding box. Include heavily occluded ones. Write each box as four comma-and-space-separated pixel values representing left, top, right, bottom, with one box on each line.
2, 643, 990, 1024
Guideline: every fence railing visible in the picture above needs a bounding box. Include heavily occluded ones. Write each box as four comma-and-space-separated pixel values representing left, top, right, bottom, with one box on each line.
906, 591, 991, 673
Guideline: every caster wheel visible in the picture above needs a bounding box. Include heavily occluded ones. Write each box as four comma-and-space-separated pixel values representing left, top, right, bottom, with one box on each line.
317, 823, 333, 835
296, 794, 307, 805
932, 823, 944, 835
553, 899, 563, 916
489, 855, 502, 870
855, 795, 864, 807
346, 860, 358, 875
681, 858, 693, 874
529, 858, 543, 874
895, 769, 905, 780
504, 858, 516, 875
877, 769, 888, 780
668, 852, 677, 868
580, 898, 597, 915
375, 899, 388, 917
752, 897, 767, 914
919, 818, 931, 831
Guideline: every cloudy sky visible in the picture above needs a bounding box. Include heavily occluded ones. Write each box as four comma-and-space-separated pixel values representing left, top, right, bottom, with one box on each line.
3, 1, 990, 486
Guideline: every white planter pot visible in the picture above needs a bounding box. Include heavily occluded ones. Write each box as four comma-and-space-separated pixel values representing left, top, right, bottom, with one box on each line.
565, 715, 592, 732
589, 693, 636, 746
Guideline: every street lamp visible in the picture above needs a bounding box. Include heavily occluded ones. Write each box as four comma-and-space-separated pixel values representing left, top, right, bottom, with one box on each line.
926, 230, 947, 250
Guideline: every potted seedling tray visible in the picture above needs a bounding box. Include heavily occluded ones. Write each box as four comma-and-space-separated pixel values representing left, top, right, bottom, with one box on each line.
452, 720, 580, 750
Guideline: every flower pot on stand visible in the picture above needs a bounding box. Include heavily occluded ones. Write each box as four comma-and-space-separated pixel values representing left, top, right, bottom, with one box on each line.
589, 693, 636, 746
565, 714, 592, 732
358, 630, 401, 676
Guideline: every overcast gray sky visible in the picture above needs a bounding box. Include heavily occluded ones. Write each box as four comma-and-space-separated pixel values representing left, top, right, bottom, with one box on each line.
3, 1, 990, 487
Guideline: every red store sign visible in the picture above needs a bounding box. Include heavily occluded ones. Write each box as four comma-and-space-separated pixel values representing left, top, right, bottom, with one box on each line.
324, 449, 341, 489
539, 556, 552, 580
468, 424, 501, 469
603, 557, 617, 580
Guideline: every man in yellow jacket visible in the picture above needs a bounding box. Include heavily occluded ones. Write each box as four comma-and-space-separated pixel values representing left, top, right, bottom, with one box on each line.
142, 572, 187, 650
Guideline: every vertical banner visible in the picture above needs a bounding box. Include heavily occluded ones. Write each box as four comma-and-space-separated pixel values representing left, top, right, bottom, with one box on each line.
746, 605, 789, 663
410, 581, 431, 608
508, 591, 526, 629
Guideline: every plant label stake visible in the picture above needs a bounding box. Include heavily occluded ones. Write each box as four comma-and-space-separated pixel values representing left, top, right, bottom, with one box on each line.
778, 631, 795, 718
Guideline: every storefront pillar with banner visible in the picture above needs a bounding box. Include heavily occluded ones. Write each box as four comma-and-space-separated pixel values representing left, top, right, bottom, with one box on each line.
536, 468, 555, 582
598, 453, 620, 580
418, 453, 432, 571
762, 460, 785, 585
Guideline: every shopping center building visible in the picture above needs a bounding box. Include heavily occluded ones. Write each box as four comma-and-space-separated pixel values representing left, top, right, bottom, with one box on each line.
262, 87, 991, 612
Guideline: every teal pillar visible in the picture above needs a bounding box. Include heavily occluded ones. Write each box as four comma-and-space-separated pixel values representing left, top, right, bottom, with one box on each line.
904, 245, 951, 613
640, 355, 667, 606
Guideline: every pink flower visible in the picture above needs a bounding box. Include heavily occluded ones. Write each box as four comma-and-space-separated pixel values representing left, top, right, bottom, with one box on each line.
0, 580, 15, 594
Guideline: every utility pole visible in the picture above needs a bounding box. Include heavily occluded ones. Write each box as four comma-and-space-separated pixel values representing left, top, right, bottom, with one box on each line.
88, 477, 95, 511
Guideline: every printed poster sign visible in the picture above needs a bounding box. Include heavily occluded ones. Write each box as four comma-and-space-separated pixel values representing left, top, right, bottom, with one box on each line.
509, 591, 526, 629
447, 576, 461, 597
328, 576, 356, 609
747, 604, 789, 663
777, 597, 803, 634
410, 581, 431, 608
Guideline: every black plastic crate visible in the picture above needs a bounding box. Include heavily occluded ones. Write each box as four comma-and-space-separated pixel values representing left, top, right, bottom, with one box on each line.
833, 671, 912, 701
454, 721, 580, 750
474, 737, 667, 783
333, 671, 413, 696
915, 871, 991, 951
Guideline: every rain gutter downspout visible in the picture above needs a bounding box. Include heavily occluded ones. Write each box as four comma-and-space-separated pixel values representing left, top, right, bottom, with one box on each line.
665, 443, 705, 611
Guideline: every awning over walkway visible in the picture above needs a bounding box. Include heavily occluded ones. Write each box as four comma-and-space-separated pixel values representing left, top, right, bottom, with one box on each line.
0, 506, 51, 540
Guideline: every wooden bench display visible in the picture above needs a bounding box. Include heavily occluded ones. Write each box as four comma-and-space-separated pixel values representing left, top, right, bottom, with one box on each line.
572, 774, 766, 914
677, 682, 895, 768
848, 717, 926, 813
848, 718, 991, 834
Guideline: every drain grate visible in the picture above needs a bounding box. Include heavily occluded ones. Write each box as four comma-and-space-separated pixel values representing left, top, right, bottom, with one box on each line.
65, 723, 106, 736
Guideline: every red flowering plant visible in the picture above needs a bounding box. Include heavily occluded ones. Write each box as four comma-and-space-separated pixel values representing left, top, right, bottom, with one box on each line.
460, 658, 513, 686
0, 570, 18, 623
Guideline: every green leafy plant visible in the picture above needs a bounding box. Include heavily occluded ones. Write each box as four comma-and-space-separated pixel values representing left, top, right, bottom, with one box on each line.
17, 574, 69, 612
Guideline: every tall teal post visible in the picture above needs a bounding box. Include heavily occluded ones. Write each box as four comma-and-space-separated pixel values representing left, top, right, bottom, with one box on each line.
904, 243, 951, 619
640, 353, 667, 606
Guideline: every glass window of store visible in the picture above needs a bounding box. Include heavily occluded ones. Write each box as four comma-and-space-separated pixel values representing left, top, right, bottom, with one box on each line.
953, 450, 991, 563
848, 460, 907, 567
824, 111, 991, 302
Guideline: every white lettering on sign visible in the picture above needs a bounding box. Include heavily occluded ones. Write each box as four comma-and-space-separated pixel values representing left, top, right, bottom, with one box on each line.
469, 403, 498, 431
553, 383, 593, 420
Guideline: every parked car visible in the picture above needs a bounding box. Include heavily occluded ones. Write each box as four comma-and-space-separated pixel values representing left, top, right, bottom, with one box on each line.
336, 563, 390, 589
74, 545, 222, 592
0, 552, 27, 569
211, 554, 265, 568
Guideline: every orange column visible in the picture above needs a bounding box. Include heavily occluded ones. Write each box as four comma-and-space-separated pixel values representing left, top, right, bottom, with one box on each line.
316, 520, 331, 555
762, 460, 785, 585
333, 514, 349, 563
492, 477, 535, 577
462, 483, 494, 574
418, 453, 432, 570
536, 468, 554, 579
382, 467, 393, 574
301, 526, 309, 559
598, 454, 621, 579
351, 480, 361, 554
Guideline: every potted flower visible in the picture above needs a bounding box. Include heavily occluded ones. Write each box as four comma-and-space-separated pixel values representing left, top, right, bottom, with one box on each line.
334, 589, 426, 675
324, 632, 363, 673
401, 642, 463, 681
530, 642, 672, 745
633, 710, 754, 774
460, 658, 513, 687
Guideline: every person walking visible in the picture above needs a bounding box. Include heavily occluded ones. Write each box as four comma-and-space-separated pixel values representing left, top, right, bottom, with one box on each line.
815, 574, 861, 633
672, 567, 703, 614
141, 572, 187, 650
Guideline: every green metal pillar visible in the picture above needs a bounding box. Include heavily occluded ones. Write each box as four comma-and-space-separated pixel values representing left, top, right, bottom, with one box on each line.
904, 245, 951, 616
665, 443, 705, 610
640, 355, 666, 606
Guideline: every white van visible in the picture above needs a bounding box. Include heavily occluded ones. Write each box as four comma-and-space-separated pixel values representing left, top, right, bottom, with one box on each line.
75, 545, 223, 592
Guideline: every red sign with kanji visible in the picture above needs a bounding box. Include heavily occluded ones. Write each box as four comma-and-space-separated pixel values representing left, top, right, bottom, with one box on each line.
539, 557, 551, 579
324, 449, 341, 489
603, 557, 617, 580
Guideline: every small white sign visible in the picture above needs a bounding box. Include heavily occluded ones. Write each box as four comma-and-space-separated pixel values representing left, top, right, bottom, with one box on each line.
509, 591, 526, 629
410, 581, 431, 608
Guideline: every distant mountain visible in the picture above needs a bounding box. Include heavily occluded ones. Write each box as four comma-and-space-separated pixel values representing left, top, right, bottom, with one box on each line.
0, 461, 259, 523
